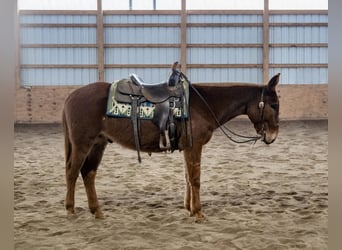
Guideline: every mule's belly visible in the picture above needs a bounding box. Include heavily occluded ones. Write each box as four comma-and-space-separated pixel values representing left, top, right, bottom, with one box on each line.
102, 117, 165, 153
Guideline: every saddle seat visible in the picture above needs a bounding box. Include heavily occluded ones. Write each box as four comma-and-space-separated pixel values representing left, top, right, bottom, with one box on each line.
130, 73, 165, 87
129, 74, 182, 103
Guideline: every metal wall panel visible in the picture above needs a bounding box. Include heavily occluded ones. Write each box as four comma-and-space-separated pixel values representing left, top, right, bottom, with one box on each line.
21, 48, 97, 64
20, 12, 98, 86
270, 14, 328, 23
188, 27, 263, 44
20, 14, 97, 24
270, 47, 327, 64
188, 14, 263, 23
269, 26, 328, 44
104, 27, 181, 44
270, 68, 327, 84
18, 11, 328, 86
188, 68, 263, 83
187, 47, 262, 64
105, 48, 180, 64
103, 14, 181, 83
20, 68, 98, 86
105, 68, 173, 83
269, 13, 328, 84
104, 14, 180, 23
20, 27, 97, 44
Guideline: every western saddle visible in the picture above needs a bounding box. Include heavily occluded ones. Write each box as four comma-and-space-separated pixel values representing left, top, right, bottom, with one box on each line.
114, 62, 188, 163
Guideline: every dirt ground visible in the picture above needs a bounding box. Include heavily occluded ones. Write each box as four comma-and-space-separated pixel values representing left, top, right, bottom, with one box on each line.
14, 120, 328, 250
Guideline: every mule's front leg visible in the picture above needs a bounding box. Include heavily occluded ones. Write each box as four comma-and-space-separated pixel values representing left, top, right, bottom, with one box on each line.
183, 173, 191, 212
183, 146, 205, 222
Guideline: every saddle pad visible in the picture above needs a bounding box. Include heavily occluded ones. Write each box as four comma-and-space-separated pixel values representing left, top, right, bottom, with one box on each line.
106, 79, 189, 120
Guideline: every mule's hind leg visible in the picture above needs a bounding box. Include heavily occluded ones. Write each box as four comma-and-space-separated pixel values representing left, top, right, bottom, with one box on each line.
80, 141, 107, 219
65, 147, 88, 218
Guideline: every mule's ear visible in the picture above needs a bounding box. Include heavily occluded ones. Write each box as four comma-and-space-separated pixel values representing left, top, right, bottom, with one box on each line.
172, 61, 179, 71
267, 73, 280, 91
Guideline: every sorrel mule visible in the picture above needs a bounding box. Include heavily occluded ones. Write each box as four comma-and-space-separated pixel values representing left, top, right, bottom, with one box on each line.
62, 66, 280, 221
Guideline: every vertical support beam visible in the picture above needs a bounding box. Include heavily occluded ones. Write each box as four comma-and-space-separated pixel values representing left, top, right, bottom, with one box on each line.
153, 0, 157, 10
97, 0, 104, 82
263, 0, 269, 83
180, 0, 187, 73
15, 8, 21, 87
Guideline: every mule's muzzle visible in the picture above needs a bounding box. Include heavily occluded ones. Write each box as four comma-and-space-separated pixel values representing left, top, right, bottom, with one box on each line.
263, 137, 276, 144
262, 129, 278, 144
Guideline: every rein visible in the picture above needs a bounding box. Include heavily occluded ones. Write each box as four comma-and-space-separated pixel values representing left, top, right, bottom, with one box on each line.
187, 78, 265, 144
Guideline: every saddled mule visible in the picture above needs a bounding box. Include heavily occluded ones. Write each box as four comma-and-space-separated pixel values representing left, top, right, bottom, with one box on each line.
62, 63, 280, 221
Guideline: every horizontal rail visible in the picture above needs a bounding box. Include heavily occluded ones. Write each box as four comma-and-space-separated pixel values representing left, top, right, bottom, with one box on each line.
20, 23, 328, 28
19, 10, 98, 15
20, 43, 328, 49
269, 64, 328, 68
104, 44, 181, 48
20, 63, 328, 69
21, 44, 98, 48
21, 64, 98, 69
103, 23, 180, 28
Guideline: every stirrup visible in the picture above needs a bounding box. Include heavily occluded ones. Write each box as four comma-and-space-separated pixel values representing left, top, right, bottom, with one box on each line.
159, 130, 171, 150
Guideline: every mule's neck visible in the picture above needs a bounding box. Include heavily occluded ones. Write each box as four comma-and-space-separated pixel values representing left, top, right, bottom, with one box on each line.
194, 84, 263, 129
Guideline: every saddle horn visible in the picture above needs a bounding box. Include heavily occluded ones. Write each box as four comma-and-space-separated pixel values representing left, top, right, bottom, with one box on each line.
172, 61, 179, 71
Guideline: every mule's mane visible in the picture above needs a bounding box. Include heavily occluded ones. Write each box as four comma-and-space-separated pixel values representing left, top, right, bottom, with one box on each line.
193, 82, 262, 88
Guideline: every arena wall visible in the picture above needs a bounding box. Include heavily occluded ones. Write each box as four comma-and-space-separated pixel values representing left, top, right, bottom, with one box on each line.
15, 5, 328, 123
14, 83, 327, 124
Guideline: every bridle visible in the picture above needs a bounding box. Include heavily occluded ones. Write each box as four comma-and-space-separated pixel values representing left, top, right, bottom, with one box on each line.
258, 86, 266, 140
186, 75, 266, 144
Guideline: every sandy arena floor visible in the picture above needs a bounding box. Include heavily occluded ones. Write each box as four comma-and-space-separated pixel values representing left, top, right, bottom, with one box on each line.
14, 120, 328, 250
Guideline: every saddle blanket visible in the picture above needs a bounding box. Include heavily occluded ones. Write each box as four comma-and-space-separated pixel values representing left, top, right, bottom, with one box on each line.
106, 79, 189, 120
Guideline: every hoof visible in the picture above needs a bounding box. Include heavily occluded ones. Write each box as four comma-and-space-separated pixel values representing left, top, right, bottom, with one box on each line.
67, 211, 77, 220
184, 203, 191, 212
91, 207, 104, 219
190, 211, 206, 223
94, 210, 104, 219
194, 214, 206, 223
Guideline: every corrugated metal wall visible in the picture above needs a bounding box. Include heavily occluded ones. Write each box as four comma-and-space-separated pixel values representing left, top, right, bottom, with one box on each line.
19, 13, 98, 85
269, 13, 328, 84
18, 10, 328, 86
103, 13, 181, 83
187, 13, 264, 83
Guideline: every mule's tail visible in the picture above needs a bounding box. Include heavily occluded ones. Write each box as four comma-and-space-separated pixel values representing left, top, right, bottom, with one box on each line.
62, 109, 72, 165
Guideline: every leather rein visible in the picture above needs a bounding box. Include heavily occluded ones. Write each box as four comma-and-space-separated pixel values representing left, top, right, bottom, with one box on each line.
185, 74, 265, 144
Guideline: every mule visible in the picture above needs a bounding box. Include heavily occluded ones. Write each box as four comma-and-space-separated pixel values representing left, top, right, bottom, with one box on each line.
62, 64, 280, 221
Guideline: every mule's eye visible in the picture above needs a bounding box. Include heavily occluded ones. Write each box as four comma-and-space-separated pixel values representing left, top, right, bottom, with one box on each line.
270, 103, 279, 111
